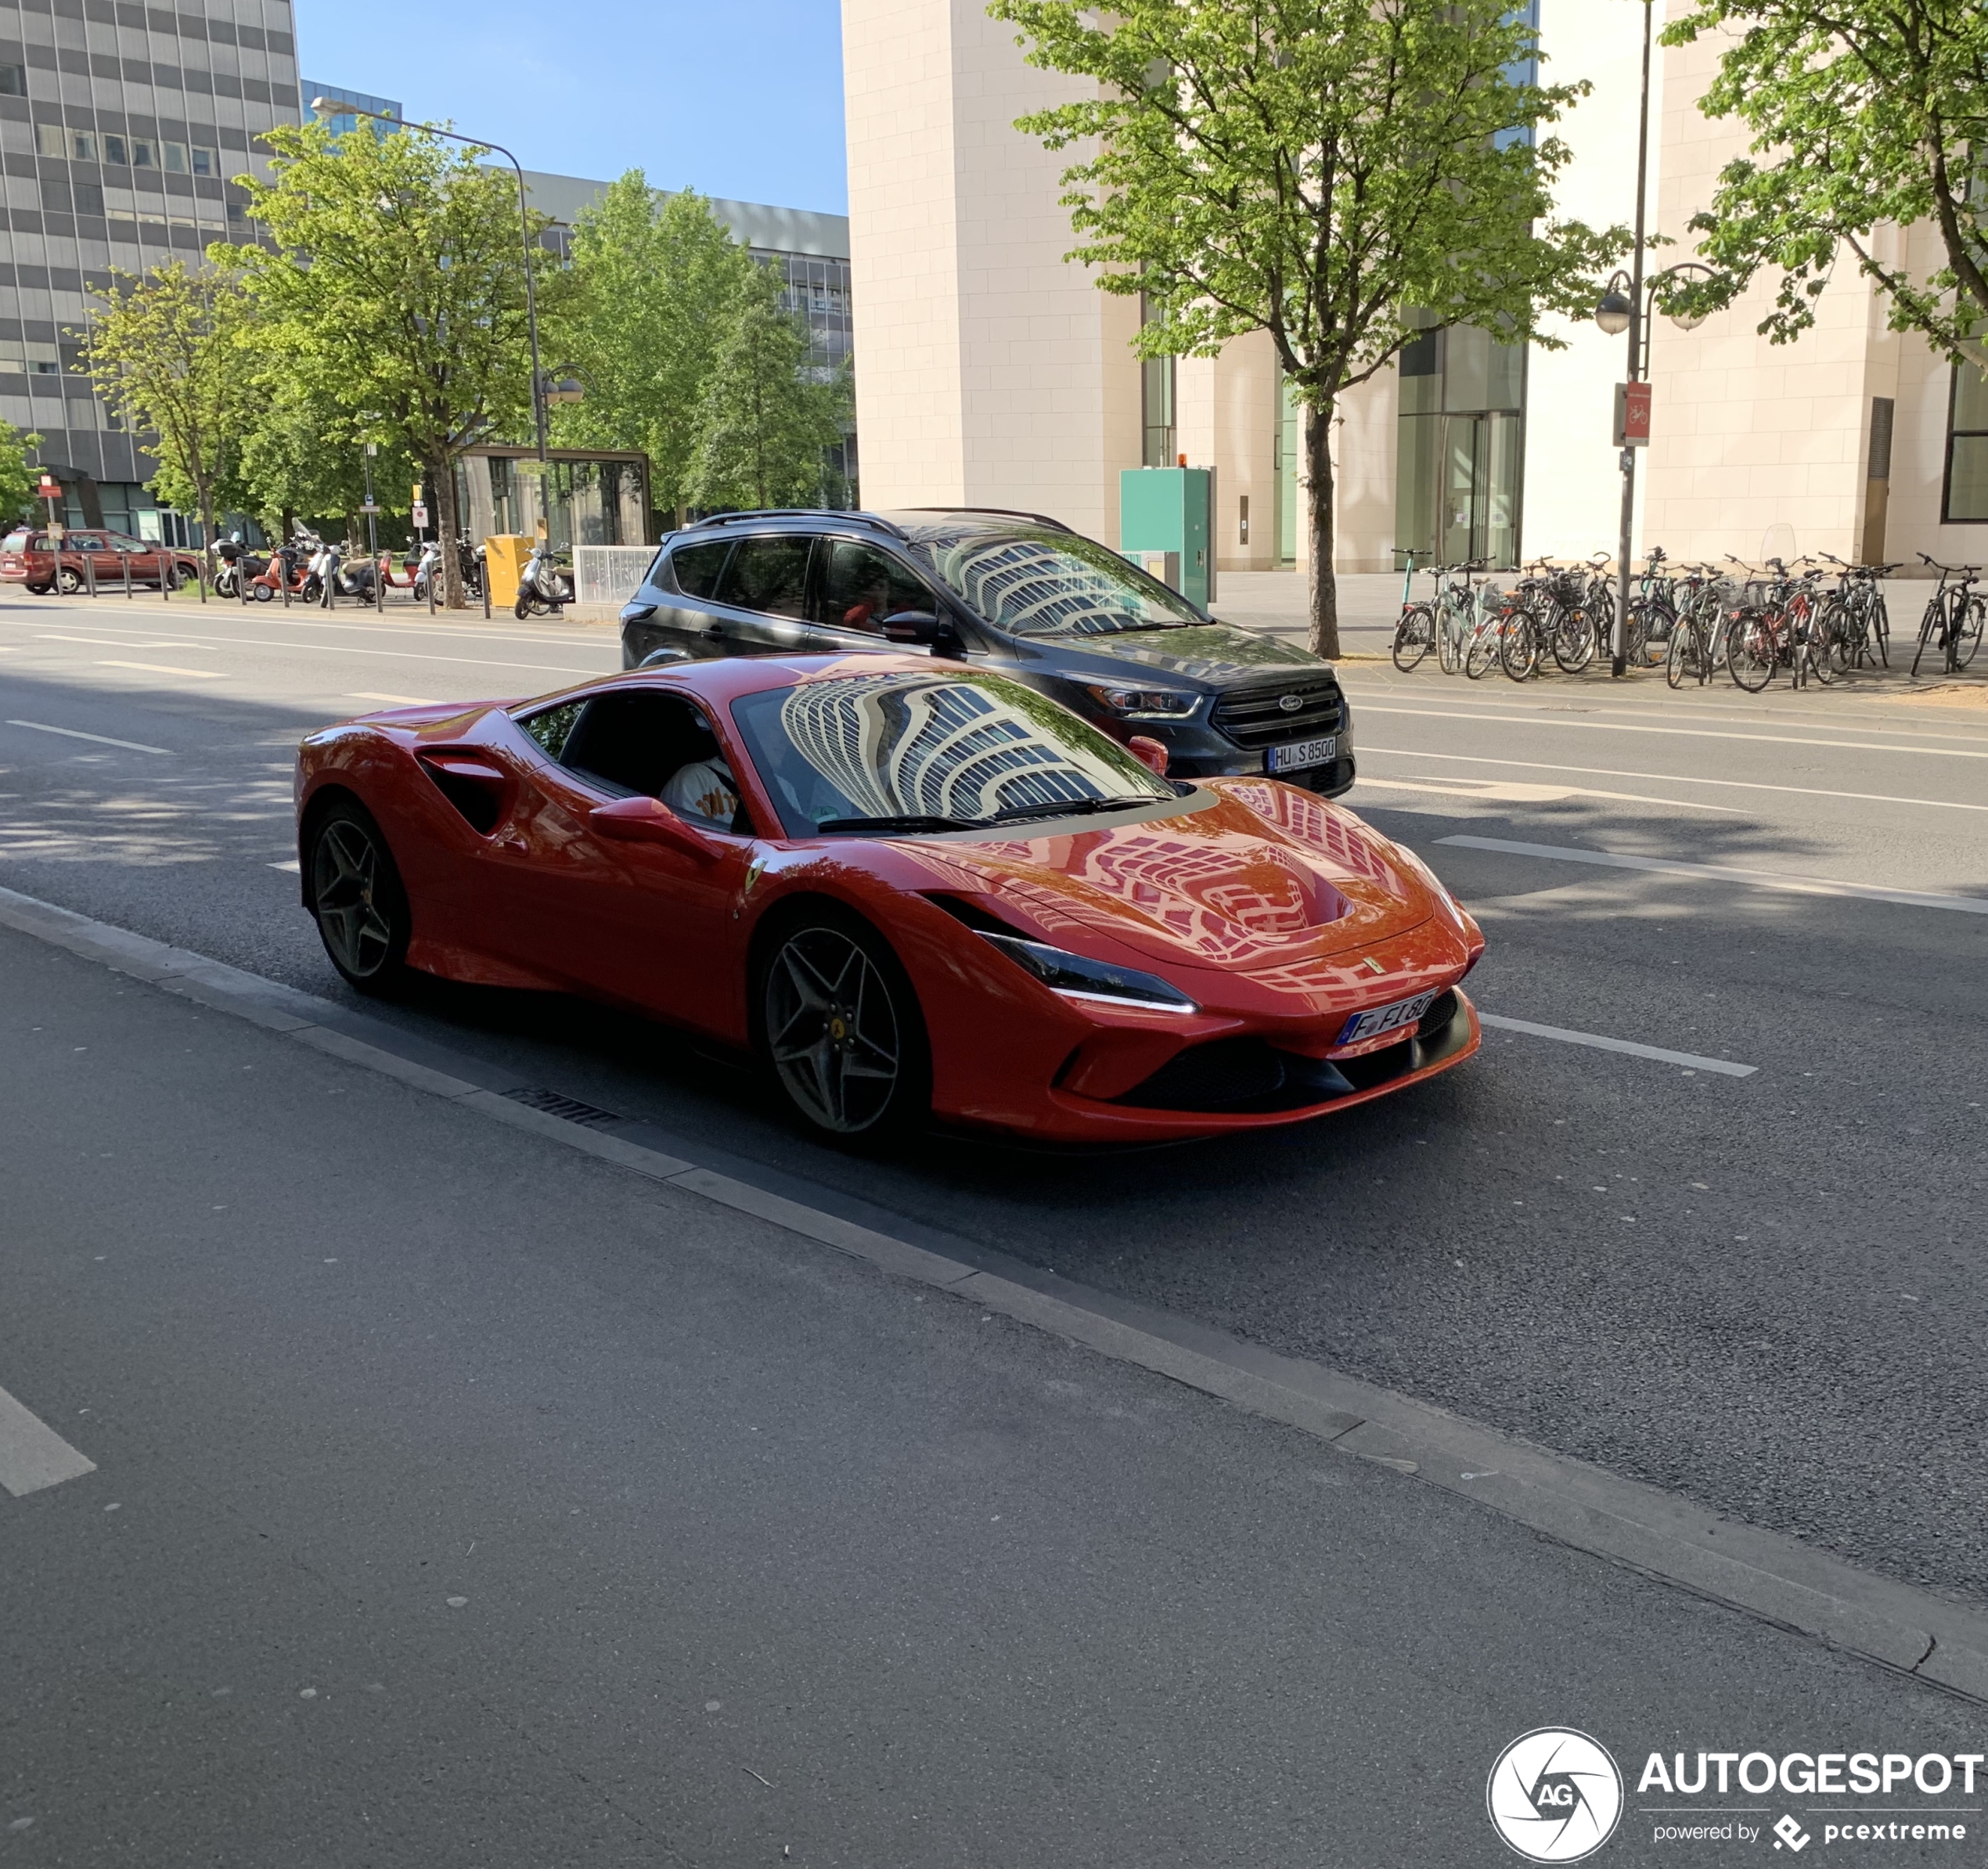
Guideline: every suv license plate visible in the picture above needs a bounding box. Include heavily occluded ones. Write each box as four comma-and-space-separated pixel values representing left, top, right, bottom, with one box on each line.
1268, 734, 1335, 774
1338, 988, 1438, 1046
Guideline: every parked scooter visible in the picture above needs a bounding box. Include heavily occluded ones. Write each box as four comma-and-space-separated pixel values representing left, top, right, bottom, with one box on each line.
409, 541, 444, 603
513, 541, 573, 618
211, 532, 258, 598
249, 539, 312, 602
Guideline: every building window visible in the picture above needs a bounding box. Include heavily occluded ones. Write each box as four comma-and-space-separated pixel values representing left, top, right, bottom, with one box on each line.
1393, 322, 1527, 568
1943, 364, 1988, 523
0, 65, 27, 97
1140, 292, 1175, 467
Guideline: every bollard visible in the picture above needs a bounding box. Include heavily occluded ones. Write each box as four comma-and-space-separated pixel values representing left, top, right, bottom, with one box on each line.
427, 564, 435, 617
84, 552, 95, 599
196, 551, 206, 602
122, 550, 131, 600
482, 566, 491, 621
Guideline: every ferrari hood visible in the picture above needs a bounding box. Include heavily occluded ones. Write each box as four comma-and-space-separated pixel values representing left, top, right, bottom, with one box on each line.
902, 783, 1431, 971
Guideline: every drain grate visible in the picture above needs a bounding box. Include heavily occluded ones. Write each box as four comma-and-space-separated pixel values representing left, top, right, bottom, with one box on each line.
501, 1086, 624, 1129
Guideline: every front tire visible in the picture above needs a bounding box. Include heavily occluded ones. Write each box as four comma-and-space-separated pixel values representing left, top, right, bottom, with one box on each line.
56, 567, 81, 595
1392, 603, 1435, 672
756, 909, 930, 1145
306, 799, 412, 994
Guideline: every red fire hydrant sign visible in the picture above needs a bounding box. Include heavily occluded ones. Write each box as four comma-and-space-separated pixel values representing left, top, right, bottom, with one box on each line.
1614, 381, 1652, 448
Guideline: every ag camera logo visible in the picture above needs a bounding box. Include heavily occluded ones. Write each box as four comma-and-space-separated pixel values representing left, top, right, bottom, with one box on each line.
1488, 1728, 1624, 1861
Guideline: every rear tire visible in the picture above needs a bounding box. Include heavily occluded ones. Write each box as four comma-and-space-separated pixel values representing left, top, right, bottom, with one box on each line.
755, 907, 931, 1147
1551, 605, 1596, 674
1392, 603, 1435, 672
253, 582, 274, 602
1666, 622, 1696, 689
1465, 627, 1500, 679
305, 798, 412, 995
1958, 596, 1986, 669
1498, 610, 1540, 682
1727, 613, 1777, 692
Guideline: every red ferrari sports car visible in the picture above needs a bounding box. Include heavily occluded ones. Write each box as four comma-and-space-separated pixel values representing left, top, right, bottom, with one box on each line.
294, 654, 1483, 1143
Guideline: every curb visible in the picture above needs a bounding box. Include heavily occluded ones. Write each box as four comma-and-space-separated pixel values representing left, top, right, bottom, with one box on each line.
6, 880, 1988, 1703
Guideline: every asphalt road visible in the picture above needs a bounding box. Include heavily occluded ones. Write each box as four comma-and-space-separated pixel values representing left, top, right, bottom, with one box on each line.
3, 590, 1986, 1614
5, 920, 1983, 1868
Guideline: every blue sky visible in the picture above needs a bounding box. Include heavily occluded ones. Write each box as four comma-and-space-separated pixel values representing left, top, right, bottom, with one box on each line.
290, 0, 849, 215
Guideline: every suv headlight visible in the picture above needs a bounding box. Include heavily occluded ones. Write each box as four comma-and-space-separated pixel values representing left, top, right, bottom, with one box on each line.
1083, 683, 1198, 719
977, 931, 1199, 1014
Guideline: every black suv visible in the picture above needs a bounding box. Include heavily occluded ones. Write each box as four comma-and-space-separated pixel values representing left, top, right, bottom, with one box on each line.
618, 508, 1352, 795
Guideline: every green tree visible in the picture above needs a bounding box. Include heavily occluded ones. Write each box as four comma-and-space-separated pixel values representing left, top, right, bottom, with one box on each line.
0, 420, 42, 524
988, 0, 1626, 657
80, 260, 254, 584
686, 268, 850, 512
556, 175, 758, 524
1662, 1, 1988, 361
228, 121, 560, 606
234, 368, 416, 549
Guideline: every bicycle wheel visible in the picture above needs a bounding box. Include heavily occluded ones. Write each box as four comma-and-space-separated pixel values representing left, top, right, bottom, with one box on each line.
1628, 600, 1666, 668
1727, 613, 1777, 691
1911, 596, 1945, 677
1666, 621, 1705, 689
1392, 603, 1436, 672
1870, 592, 1890, 668
1551, 604, 1596, 674
1465, 625, 1500, 680
1957, 596, 1986, 669
1498, 610, 1540, 682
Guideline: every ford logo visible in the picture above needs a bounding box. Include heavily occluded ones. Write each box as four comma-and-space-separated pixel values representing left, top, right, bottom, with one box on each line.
1277, 693, 1303, 713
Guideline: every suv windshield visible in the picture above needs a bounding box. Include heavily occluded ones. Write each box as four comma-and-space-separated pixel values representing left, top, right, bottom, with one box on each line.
914, 526, 1201, 638
730, 669, 1176, 837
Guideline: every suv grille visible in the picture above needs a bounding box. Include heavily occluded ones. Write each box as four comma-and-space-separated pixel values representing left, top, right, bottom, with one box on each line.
1211, 675, 1345, 749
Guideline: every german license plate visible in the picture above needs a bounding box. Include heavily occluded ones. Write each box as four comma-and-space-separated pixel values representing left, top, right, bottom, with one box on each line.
1338, 988, 1438, 1046
1268, 734, 1335, 774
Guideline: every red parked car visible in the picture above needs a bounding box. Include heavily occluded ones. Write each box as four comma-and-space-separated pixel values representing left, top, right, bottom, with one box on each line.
0, 526, 201, 593
294, 654, 1485, 1146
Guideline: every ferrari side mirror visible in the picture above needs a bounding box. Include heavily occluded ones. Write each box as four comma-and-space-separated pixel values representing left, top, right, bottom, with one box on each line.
1127, 735, 1169, 777
588, 796, 720, 861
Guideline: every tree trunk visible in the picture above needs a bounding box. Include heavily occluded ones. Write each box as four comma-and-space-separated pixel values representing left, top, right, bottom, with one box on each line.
1304, 398, 1342, 661
435, 456, 464, 608
196, 475, 217, 599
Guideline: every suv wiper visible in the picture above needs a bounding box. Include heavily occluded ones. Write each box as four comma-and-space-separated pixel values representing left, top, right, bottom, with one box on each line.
813, 812, 979, 834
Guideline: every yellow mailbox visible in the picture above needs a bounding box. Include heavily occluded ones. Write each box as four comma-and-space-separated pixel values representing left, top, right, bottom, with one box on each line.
483, 535, 533, 610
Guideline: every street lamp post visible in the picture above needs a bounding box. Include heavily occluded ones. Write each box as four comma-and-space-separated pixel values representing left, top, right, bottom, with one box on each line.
308, 100, 550, 470
1605, 0, 1656, 679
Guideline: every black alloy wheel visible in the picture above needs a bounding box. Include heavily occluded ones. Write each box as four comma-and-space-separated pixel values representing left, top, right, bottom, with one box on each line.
307, 801, 412, 993
758, 909, 930, 1143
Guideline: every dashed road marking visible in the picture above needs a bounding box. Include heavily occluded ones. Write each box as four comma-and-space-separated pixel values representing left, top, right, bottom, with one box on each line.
97, 661, 225, 679
1477, 1013, 1756, 1076
0, 1381, 95, 1496
5, 718, 173, 754
1438, 834, 1988, 915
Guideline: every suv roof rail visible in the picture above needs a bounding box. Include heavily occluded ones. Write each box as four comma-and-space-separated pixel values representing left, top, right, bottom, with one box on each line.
682, 508, 909, 541
896, 506, 1074, 533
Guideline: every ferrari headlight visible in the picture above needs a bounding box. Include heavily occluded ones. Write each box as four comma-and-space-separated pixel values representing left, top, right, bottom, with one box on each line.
1083, 683, 1198, 719
977, 931, 1199, 1014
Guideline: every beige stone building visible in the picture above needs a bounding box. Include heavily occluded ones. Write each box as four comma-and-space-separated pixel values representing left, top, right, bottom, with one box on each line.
842, 0, 1988, 578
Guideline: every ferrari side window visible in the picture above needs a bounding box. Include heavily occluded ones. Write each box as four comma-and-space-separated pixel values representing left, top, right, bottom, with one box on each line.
517, 700, 585, 758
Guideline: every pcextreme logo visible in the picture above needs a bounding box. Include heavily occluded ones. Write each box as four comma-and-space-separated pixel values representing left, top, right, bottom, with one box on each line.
1488, 1728, 1626, 1862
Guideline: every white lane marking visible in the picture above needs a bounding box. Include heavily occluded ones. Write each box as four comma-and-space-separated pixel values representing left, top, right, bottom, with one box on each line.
0, 1381, 96, 1496
5, 718, 173, 754
1477, 1013, 1757, 1077
1439, 834, 1988, 915
347, 692, 438, 705
38, 633, 198, 648
1356, 775, 1745, 814
1360, 746, 1988, 815
268, 859, 301, 873
97, 661, 225, 679
1352, 703, 1988, 760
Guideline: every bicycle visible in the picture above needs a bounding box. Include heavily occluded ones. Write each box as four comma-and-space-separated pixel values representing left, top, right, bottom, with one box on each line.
1432, 560, 1490, 675
1391, 552, 1437, 672
1911, 555, 1985, 676
1816, 553, 1894, 672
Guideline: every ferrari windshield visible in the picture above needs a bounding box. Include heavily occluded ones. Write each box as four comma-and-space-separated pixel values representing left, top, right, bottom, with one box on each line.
730, 670, 1176, 837
913, 527, 1202, 638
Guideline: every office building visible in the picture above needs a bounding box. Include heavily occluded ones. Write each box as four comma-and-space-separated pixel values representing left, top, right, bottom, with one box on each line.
844, 0, 1985, 574
0, 0, 301, 539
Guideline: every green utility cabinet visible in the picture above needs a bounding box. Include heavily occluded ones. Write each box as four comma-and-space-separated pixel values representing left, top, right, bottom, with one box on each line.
1119, 466, 1216, 610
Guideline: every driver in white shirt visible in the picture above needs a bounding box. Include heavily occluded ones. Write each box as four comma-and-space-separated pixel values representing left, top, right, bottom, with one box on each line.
661, 755, 738, 829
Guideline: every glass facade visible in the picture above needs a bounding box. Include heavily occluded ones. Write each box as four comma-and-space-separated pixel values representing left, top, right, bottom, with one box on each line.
1394, 322, 1527, 567
458, 449, 649, 556
1943, 363, 1988, 524
0, 0, 301, 532
301, 79, 397, 141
